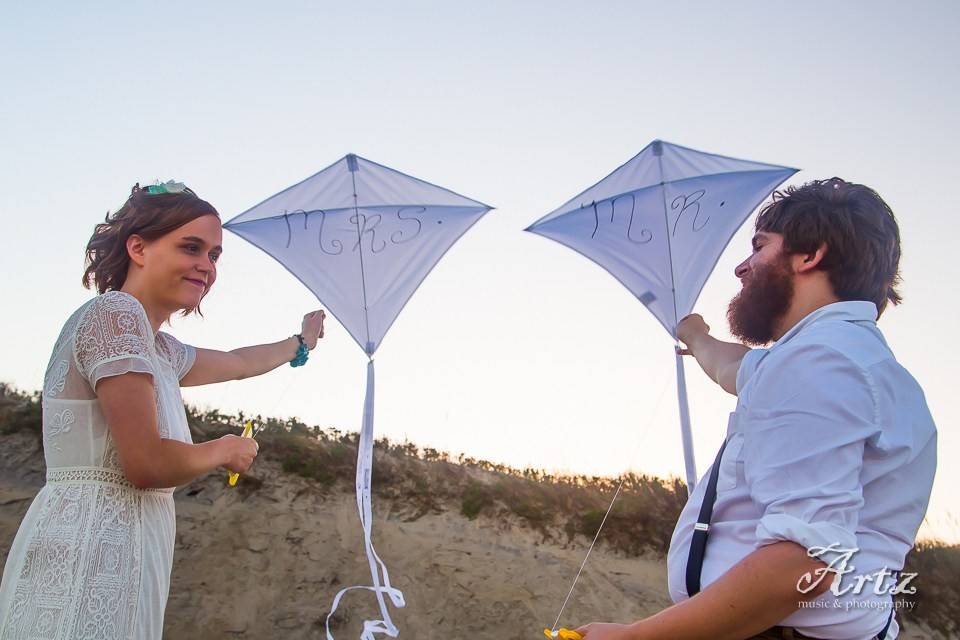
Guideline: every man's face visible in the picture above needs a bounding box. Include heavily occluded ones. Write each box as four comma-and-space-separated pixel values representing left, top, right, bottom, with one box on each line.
727, 231, 795, 346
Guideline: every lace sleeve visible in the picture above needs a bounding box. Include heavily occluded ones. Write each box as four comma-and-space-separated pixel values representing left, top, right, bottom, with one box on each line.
74, 291, 156, 391
157, 331, 197, 381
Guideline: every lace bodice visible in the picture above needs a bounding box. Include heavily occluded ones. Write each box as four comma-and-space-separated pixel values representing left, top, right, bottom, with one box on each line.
0, 290, 198, 639
40, 290, 197, 474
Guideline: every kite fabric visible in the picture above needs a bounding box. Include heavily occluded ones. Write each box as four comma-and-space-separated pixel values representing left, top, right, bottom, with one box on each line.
526, 140, 797, 492
224, 154, 492, 638
225, 154, 492, 355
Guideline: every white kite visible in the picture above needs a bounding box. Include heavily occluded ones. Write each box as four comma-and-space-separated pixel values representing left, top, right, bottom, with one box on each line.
526, 140, 797, 638
526, 139, 797, 492
224, 154, 493, 639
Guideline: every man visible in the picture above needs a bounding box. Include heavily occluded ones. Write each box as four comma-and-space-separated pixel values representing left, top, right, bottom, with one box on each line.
575, 178, 937, 640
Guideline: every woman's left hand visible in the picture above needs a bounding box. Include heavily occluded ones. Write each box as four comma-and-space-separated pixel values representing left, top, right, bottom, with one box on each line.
575, 622, 637, 640
301, 310, 326, 350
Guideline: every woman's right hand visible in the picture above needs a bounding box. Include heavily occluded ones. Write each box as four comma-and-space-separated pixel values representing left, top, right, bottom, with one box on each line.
301, 309, 326, 350
217, 434, 259, 474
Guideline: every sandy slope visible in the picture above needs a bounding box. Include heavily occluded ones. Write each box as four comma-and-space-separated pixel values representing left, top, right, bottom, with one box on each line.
163, 456, 674, 639
0, 431, 670, 639
0, 430, 944, 639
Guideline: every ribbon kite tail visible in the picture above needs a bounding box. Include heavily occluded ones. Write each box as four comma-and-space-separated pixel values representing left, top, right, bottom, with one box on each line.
326, 359, 405, 639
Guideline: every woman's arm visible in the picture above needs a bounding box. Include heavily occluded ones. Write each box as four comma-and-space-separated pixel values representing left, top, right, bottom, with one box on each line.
180, 310, 325, 387
676, 314, 748, 396
181, 337, 300, 386
97, 372, 259, 488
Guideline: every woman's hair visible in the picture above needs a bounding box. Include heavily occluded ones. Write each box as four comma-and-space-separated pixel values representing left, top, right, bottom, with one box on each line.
755, 177, 902, 318
82, 183, 220, 317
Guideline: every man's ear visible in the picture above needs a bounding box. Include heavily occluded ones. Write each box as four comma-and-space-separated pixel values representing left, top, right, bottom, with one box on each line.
126, 234, 147, 268
796, 242, 828, 274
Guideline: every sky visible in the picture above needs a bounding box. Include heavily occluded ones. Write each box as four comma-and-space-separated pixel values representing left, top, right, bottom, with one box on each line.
1, 1, 958, 543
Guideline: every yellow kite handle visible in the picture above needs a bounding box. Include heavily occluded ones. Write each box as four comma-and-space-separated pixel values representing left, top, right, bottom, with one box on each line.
543, 629, 583, 640
227, 420, 254, 486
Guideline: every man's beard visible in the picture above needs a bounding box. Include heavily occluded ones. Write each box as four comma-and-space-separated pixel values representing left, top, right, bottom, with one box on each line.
727, 254, 794, 346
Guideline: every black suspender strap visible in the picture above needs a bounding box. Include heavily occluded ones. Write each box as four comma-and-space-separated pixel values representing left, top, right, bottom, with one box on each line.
876, 571, 898, 639
684, 437, 898, 640
877, 607, 893, 640
685, 437, 730, 597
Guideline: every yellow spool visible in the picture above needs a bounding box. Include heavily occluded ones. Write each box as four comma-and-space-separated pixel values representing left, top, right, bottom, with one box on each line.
227, 420, 254, 486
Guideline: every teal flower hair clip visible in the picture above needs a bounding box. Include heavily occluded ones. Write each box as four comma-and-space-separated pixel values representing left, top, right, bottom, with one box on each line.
145, 179, 188, 195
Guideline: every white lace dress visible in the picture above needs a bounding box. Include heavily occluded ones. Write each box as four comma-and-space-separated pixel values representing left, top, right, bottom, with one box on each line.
0, 290, 197, 639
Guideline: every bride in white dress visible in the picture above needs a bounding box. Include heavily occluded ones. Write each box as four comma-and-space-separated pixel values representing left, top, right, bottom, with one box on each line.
0, 182, 325, 639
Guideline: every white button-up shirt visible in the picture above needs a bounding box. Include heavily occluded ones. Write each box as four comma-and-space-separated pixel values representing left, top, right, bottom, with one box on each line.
666, 301, 937, 640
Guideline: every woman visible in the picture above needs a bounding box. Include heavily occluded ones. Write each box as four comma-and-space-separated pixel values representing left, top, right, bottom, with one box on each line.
0, 181, 326, 639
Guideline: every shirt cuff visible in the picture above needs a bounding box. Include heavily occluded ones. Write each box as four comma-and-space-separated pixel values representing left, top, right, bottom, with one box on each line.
88, 355, 156, 391
755, 512, 858, 566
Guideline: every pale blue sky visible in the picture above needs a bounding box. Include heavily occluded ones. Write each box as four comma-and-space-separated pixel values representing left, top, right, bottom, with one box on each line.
1, 2, 958, 541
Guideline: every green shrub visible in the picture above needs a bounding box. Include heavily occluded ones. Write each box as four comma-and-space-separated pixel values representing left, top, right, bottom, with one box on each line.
461, 484, 493, 519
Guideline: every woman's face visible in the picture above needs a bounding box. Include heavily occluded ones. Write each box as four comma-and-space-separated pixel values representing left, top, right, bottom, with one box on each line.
143, 214, 223, 311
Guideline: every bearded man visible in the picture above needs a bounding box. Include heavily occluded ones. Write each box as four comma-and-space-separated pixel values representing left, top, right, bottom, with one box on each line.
575, 178, 937, 640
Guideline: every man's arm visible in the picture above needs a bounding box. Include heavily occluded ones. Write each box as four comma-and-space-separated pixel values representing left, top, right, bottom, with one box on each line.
576, 343, 875, 640
577, 540, 831, 640
676, 314, 748, 396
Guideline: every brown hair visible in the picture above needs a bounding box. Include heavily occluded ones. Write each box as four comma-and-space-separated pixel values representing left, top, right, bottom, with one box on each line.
755, 177, 902, 318
82, 183, 220, 317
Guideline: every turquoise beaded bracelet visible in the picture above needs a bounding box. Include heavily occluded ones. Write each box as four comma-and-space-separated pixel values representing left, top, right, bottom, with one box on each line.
290, 333, 309, 367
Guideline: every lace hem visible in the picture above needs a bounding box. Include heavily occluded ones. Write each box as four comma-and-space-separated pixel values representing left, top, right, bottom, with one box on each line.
46, 467, 175, 494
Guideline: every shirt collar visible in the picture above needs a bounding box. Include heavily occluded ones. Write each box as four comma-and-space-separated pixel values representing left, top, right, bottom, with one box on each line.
768, 300, 878, 351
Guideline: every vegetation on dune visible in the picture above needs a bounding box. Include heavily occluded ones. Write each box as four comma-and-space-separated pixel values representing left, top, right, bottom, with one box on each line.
183, 396, 689, 551
1, 381, 956, 637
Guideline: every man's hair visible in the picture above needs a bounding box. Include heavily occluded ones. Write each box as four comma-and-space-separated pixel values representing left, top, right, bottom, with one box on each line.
755, 177, 902, 317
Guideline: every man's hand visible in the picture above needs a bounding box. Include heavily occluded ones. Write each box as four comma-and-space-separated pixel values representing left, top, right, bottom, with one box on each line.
575, 622, 637, 640
676, 313, 710, 356
674, 312, 748, 396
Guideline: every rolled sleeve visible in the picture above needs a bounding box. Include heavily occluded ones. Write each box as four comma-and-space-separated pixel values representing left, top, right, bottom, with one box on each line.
742, 343, 879, 565
736, 347, 768, 395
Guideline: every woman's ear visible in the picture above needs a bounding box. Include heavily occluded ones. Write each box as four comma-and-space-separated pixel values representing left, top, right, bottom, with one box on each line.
126, 234, 147, 268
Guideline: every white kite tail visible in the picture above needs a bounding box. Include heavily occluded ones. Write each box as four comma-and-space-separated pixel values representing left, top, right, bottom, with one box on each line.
326, 359, 406, 640
675, 347, 698, 495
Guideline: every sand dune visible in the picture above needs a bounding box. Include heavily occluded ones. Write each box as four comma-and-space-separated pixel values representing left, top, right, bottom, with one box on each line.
159, 455, 674, 638
0, 425, 946, 639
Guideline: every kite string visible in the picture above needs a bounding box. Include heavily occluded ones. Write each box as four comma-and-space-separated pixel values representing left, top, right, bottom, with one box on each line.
257, 368, 299, 435
210, 336, 306, 439
551, 477, 625, 632
550, 376, 672, 633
